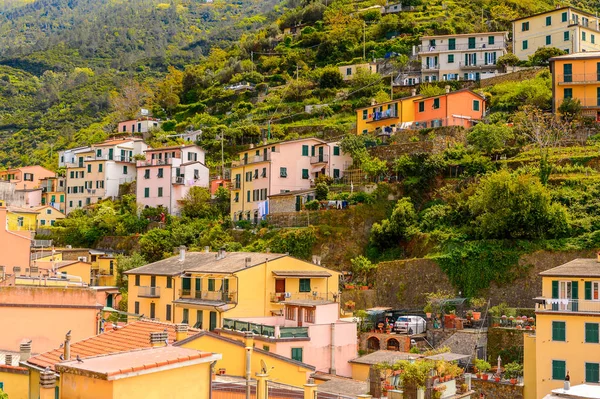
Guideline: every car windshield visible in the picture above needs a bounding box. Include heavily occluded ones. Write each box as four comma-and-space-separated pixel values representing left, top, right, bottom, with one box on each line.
397, 317, 411, 322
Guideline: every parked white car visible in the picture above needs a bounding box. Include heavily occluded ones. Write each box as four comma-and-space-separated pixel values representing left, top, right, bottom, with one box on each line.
393, 315, 426, 334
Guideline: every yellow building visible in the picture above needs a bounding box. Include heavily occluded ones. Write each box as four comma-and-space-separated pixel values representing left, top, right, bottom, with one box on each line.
40, 176, 66, 213
524, 257, 600, 399
176, 330, 315, 387
125, 249, 341, 330
550, 51, 600, 119
512, 7, 600, 60
355, 95, 422, 135
6, 205, 39, 231
33, 205, 65, 228
0, 360, 29, 399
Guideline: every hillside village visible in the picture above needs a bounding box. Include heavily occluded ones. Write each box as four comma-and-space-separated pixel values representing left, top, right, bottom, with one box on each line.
5, 0, 600, 399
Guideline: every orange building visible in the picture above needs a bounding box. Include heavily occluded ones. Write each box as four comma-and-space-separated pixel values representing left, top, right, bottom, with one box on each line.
413, 88, 485, 128
0, 166, 55, 190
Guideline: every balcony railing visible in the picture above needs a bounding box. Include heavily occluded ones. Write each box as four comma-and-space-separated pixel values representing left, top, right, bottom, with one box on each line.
222, 318, 309, 338
232, 153, 273, 167
65, 155, 135, 167
137, 158, 174, 167
418, 43, 507, 53
310, 154, 329, 164
270, 291, 338, 303
535, 298, 600, 313
422, 64, 440, 70
138, 286, 160, 298
179, 289, 237, 303
459, 62, 499, 70
556, 97, 600, 108
557, 74, 600, 84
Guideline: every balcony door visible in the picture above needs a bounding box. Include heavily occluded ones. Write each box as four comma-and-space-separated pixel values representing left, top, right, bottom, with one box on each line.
276, 279, 286, 293
553, 280, 578, 311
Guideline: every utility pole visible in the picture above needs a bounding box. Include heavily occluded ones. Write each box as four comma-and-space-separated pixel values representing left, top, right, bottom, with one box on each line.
363, 21, 366, 60
221, 132, 224, 178
296, 64, 299, 82
251, 51, 254, 71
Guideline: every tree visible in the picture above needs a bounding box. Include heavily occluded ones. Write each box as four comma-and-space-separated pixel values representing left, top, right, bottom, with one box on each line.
0, 388, 7, 399
111, 80, 151, 120
115, 252, 146, 289
139, 228, 173, 263
513, 105, 571, 184
214, 186, 231, 217
558, 97, 582, 122
529, 47, 566, 66
467, 123, 514, 154
467, 170, 570, 239
179, 187, 218, 219
370, 197, 417, 249
496, 53, 519, 69
350, 255, 377, 285
315, 182, 329, 200
319, 67, 344, 89
419, 83, 445, 97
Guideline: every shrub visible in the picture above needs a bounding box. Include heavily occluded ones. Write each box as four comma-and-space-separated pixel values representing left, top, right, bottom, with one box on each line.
315, 183, 329, 201
305, 200, 320, 211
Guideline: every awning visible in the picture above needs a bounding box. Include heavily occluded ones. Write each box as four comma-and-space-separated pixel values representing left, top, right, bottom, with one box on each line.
272, 270, 332, 278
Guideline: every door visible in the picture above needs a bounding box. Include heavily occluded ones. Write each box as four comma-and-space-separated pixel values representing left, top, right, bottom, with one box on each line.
263, 148, 268, 161
448, 38, 455, 50
106, 294, 113, 308
276, 279, 286, 293
209, 311, 217, 331
318, 146, 324, 162
195, 278, 202, 298
295, 196, 301, 211
108, 148, 114, 160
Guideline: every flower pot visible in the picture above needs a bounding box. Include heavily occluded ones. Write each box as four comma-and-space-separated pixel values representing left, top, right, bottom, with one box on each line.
476, 373, 481, 379
473, 311, 481, 320
482, 374, 489, 381
510, 378, 517, 385
494, 377, 500, 382
426, 312, 432, 319
445, 375, 451, 382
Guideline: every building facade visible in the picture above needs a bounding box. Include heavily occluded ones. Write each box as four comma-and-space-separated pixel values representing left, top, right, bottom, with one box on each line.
355, 94, 422, 135
512, 7, 600, 60
0, 166, 55, 191
418, 32, 509, 82
550, 51, 600, 119
33, 205, 65, 228
136, 145, 209, 215
39, 176, 66, 212
413, 88, 485, 128
524, 257, 600, 399
230, 139, 351, 223
338, 62, 378, 81
117, 118, 162, 134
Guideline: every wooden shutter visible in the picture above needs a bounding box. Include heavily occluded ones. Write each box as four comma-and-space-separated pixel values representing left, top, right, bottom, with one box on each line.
586, 281, 592, 300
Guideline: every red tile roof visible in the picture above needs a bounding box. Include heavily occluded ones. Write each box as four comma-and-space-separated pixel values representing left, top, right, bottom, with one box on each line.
26, 320, 199, 371
56, 346, 213, 378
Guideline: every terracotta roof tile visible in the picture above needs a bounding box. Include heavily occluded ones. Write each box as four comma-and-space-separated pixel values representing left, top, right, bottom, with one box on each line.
26, 320, 199, 371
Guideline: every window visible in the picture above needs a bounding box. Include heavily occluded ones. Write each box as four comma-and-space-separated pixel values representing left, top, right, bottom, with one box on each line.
208, 279, 215, 291
262, 167, 267, 178
144, 187, 150, 198
418, 102, 425, 112
488, 36, 495, 45
158, 168, 164, 178
87, 164, 91, 173
552, 321, 566, 342
182, 308, 189, 324
593, 34, 597, 44
333, 169, 340, 179
473, 100, 480, 111
522, 21, 529, 31
291, 348, 303, 362
447, 54, 454, 63
285, 306, 296, 320
362, 109, 367, 120
144, 169, 150, 179
433, 98, 440, 109
564, 31, 570, 41
546, 16, 552, 26
552, 360, 566, 380
134, 301, 140, 314
302, 169, 309, 179
564, 64, 573, 82
135, 275, 140, 286
562, 12, 568, 22
305, 308, 315, 323
234, 192, 239, 202
166, 304, 172, 321
98, 164, 103, 173
41, 219, 46, 226
70, 171, 74, 178
585, 281, 600, 300
586, 363, 600, 383
302, 145, 309, 156
150, 303, 156, 319
17, 217, 23, 227
546, 35, 552, 45
448, 38, 455, 50
247, 190, 251, 203
586, 323, 600, 343
333, 146, 340, 156
280, 167, 287, 178
123, 166, 128, 175
583, 31, 587, 41
158, 187, 163, 197
468, 37, 476, 49
263, 345, 270, 352
564, 88, 573, 99
346, 67, 352, 76
299, 278, 311, 293
522, 40, 528, 50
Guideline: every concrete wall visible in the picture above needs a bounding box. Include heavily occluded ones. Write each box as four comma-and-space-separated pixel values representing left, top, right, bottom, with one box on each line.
471, 379, 523, 399
0, 181, 26, 206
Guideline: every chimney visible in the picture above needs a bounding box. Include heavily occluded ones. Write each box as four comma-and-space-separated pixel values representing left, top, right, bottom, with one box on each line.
265, 248, 270, 254
150, 331, 168, 347
39, 369, 57, 399
312, 256, 321, 266
216, 248, 226, 260
20, 341, 31, 362
244, 332, 255, 349
179, 246, 186, 262
64, 331, 71, 361
411, 88, 417, 97
445, 85, 451, 94
249, 143, 255, 149
370, 98, 376, 106
175, 324, 188, 342
204, 246, 210, 253
5, 354, 12, 366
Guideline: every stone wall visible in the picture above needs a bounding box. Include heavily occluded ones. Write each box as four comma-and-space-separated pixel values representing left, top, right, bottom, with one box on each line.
471, 379, 524, 399
269, 195, 301, 215
358, 332, 411, 353
486, 328, 525, 365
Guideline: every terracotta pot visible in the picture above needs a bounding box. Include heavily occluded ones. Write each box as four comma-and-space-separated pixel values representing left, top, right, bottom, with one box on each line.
360, 286, 369, 291
473, 311, 481, 320
482, 374, 489, 381
510, 378, 517, 385
445, 375, 451, 382
494, 377, 500, 382
476, 373, 481, 379
426, 312, 432, 318
345, 285, 355, 289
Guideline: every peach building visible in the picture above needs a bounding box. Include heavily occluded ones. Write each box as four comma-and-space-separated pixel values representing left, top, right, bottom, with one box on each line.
0, 200, 32, 270
136, 144, 209, 215
219, 301, 357, 377
0, 166, 55, 190
230, 138, 352, 223
412, 88, 485, 128
117, 117, 162, 134
39, 175, 66, 212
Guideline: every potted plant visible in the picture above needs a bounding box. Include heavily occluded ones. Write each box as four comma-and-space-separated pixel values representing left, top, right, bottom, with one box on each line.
424, 303, 433, 319
494, 373, 501, 382
475, 359, 491, 381
345, 283, 355, 289
345, 300, 356, 310
466, 310, 473, 321
470, 297, 486, 320
432, 385, 446, 399
504, 362, 523, 385
460, 383, 469, 394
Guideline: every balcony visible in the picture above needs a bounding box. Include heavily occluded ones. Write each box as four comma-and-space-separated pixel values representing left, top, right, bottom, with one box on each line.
417, 42, 507, 53
232, 153, 273, 167
422, 64, 440, 70
557, 74, 600, 85
138, 286, 160, 298
179, 289, 237, 304
367, 109, 398, 124
556, 97, 600, 109
310, 154, 329, 164
270, 291, 338, 303
137, 158, 174, 167
459, 62, 499, 70
535, 298, 600, 313
65, 155, 135, 167
222, 318, 309, 338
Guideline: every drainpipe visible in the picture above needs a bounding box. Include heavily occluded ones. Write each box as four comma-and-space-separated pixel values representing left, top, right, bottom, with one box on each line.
209, 360, 217, 399
330, 322, 336, 375
245, 336, 253, 399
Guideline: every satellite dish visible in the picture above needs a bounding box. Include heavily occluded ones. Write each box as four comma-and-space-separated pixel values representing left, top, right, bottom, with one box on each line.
260, 359, 268, 374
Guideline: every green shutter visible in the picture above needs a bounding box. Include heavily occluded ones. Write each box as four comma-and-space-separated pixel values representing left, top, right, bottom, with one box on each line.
291, 348, 303, 362
552, 321, 566, 341
586, 323, 599, 343
299, 278, 311, 292
302, 145, 308, 156
552, 281, 559, 298
468, 37, 475, 49
195, 278, 201, 291
208, 279, 215, 291
586, 363, 600, 383
572, 281, 579, 299
302, 169, 309, 179
586, 281, 593, 300
552, 360, 566, 380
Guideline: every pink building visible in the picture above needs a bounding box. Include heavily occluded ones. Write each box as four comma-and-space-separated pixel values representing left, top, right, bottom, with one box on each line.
219, 301, 357, 377
0, 201, 31, 270
117, 117, 161, 134
230, 138, 352, 223
136, 145, 209, 215
0, 165, 55, 190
